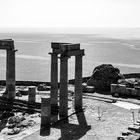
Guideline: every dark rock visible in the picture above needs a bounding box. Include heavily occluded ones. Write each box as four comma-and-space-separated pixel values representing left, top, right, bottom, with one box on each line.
87, 64, 123, 91
17, 119, 35, 128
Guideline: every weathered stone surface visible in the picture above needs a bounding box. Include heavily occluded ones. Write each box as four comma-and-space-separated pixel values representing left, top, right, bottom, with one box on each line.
1, 112, 38, 135
37, 84, 50, 91
118, 78, 140, 88
111, 84, 126, 95
126, 88, 137, 96
1, 127, 21, 135
16, 86, 28, 95
82, 83, 95, 93
135, 86, 140, 97
17, 119, 35, 127
6, 113, 25, 128
113, 93, 119, 97
87, 64, 123, 90
128, 125, 140, 133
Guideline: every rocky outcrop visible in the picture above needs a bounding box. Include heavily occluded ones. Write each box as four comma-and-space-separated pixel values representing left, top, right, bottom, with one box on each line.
87, 64, 124, 91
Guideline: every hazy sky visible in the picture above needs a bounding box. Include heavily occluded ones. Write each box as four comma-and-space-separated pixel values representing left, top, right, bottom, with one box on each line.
0, 0, 140, 29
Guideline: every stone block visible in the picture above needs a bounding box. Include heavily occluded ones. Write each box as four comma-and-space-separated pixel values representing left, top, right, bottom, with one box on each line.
135, 86, 140, 97
128, 125, 140, 133
52, 43, 80, 51
111, 84, 126, 94
126, 88, 137, 96
83, 86, 95, 93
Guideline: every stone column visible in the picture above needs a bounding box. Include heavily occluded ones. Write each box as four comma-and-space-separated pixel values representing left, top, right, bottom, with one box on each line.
28, 86, 36, 102
74, 55, 83, 110
50, 53, 58, 107
59, 56, 68, 119
6, 50, 16, 100
41, 98, 51, 128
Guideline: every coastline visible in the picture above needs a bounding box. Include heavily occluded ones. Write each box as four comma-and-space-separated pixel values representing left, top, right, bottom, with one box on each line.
0, 73, 140, 86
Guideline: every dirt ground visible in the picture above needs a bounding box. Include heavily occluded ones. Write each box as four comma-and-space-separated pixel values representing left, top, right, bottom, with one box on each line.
20, 96, 140, 140
1, 89, 140, 140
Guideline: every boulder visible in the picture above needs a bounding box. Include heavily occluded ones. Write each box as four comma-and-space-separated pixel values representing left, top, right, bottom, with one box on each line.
87, 64, 123, 90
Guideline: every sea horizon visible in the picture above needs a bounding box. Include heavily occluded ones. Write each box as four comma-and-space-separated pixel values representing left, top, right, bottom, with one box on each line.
0, 28, 140, 81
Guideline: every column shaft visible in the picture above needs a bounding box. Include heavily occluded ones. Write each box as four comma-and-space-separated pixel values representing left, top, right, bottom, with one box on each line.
75, 55, 83, 110
6, 50, 16, 100
28, 86, 36, 102
41, 98, 51, 128
59, 56, 68, 119
50, 53, 58, 106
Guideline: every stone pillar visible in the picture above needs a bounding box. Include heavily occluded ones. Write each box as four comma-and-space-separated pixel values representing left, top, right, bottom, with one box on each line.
41, 98, 51, 128
135, 86, 140, 98
28, 86, 36, 102
59, 56, 68, 119
6, 50, 16, 100
50, 53, 58, 107
74, 55, 83, 110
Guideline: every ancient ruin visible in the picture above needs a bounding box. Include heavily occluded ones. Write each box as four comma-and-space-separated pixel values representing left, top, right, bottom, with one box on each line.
0, 39, 17, 100
49, 43, 84, 119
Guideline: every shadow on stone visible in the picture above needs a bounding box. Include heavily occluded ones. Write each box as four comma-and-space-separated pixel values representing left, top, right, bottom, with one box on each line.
40, 126, 50, 136
53, 111, 91, 140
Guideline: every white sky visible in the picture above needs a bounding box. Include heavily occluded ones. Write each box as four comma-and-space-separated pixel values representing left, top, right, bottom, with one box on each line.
0, 0, 140, 29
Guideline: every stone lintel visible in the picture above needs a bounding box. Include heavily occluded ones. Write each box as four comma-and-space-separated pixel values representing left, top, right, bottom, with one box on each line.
51, 42, 71, 49
51, 43, 80, 52
53, 49, 84, 57
0, 40, 14, 50
60, 44, 80, 51
66, 49, 84, 56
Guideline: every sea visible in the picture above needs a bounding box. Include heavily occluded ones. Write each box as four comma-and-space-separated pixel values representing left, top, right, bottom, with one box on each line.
0, 28, 140, 81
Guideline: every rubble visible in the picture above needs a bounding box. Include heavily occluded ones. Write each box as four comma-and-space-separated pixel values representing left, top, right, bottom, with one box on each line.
1, 112, 40, 135
37, 84, 50, 91
16, 86, 28, 96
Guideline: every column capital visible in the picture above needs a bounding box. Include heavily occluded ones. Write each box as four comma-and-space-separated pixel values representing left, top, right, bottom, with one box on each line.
7, 49, 18, 52
59, 55, 70, 60
75, 52, 85, 57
